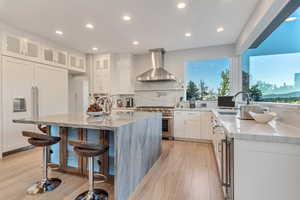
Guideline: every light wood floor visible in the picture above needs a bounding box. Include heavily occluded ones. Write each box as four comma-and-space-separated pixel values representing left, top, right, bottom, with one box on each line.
0, 141, 224, 200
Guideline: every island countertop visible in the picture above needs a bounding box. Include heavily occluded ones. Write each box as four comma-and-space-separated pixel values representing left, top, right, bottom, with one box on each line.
13, 111, 162, 130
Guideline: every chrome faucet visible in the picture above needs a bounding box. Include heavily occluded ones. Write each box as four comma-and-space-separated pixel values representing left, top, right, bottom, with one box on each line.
233, 91, 251, 105
96, 96, 113, 115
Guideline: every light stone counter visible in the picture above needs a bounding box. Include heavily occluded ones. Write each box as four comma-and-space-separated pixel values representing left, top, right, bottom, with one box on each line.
173, 107, 300, 144
174, 107, 213, 112
212, 109, 300, 145
13, 111, 158, 130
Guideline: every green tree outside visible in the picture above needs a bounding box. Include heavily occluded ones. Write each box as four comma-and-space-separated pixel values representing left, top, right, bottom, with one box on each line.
199, 80, 209, 100
186, 81, 200, 100
218, 69, 230, 96
248, 84, 263, 101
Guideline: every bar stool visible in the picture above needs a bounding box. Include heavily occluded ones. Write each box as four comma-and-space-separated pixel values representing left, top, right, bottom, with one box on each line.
69, 140, 109, 200
22, 130, 61, 194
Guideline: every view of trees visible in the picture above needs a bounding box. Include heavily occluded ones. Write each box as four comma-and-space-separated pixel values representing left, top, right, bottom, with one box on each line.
186, 69, 230, 100
243, 71, 300, 104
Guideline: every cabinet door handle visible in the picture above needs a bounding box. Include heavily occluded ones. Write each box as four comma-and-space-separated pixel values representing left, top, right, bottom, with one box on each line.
218, 142, 222, 152
221, 139, 226, 186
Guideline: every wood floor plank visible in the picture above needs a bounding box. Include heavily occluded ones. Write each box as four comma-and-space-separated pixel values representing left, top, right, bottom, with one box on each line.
0, 141, 224, 200
129, 141, 224, 200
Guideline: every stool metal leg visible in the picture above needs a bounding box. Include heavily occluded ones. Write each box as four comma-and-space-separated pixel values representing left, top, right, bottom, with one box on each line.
27, 146, 61, 195
75, 157, 108, 200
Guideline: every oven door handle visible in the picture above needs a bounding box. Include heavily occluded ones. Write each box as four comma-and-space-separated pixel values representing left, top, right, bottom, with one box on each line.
162, 116, 173, 119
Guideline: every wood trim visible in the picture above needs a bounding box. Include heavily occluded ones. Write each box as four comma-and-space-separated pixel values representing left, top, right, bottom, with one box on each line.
81, 129, 88, 176
100, 130, 109, 177
47, 125, 51, 163
2, 145, 34, 157
174, 137, 212, 144
60, 127, 68, 170
79, 128, 86, 175
46, 126, 111, 177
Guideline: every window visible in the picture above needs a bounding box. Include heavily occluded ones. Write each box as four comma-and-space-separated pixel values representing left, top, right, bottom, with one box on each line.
242, 7, 300, 104
185, 58, 231, 101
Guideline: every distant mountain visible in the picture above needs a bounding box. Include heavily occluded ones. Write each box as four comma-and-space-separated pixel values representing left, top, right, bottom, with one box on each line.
263, 91, 300, 98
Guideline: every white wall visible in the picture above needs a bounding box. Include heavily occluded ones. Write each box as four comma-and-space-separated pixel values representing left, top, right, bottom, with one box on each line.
235, 0, 289, 54
133, 44, 236, 106
133, 44, 235, 82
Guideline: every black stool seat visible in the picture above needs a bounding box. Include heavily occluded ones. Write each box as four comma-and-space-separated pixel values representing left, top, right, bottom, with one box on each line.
23, 131, 60, 147
69, 140, 109, 200
22, 130, 62, 195
69, 140, 108, 157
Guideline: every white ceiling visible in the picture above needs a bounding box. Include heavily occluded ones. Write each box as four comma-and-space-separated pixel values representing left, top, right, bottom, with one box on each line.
0, 0, 259, 54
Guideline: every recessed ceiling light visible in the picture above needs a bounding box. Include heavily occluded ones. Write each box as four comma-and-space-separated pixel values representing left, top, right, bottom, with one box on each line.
217, 27, 224, 32
92, 47, 98, 51
85, 23, 94, 29
133, 41, 139, 45
285, 17, 297, 22
185, 32, 192, 37
177, 2, 186, 9
123, 15, 131, 21
55, 30, 63, 35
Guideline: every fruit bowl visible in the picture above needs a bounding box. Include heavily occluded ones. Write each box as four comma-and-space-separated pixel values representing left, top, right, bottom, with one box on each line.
249, 111, 277, 123
86, 112, 104, 117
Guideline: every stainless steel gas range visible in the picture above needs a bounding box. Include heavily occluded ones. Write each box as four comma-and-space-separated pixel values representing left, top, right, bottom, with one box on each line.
135, 106, 174, 140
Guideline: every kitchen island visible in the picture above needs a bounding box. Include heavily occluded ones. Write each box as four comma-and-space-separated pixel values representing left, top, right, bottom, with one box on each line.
13, 111, 162, 200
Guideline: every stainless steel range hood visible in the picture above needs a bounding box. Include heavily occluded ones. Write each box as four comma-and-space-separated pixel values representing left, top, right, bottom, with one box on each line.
137, 48, 176, 82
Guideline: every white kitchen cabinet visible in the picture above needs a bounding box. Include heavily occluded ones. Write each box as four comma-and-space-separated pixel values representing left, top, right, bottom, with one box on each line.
235, 139, 300, 200
69, 53, 86, 73
35, 64, 68, 116
174, 111, 186, 138
111, 53, 134, 94
23, 39, 41, 61
2, 34, 23, 57
174, 110, 213, 141
2, 57, 36, 152
200, 112, 213, 140
185, 112, 201, 139
41, 46, 68, 68
93, 54, 111, 94
1, 56, 68, 153
92, 53, 134, 95
2, 33, 41, 62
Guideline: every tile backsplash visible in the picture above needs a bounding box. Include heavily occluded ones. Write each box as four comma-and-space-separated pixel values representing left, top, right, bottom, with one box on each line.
135, 90, 184, 107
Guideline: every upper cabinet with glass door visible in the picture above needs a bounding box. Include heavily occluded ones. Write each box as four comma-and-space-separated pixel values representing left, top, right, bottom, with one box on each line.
2, 33, 41, 62
69, 54, 86, 73
41, 46, 68, 68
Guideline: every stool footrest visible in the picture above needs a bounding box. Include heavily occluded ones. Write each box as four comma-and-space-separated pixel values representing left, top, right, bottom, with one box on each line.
94, 172, 108, 184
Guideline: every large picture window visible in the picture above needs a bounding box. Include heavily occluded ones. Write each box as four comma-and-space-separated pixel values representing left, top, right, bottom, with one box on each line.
242, 7, 300, 104
185, 58, 231, 101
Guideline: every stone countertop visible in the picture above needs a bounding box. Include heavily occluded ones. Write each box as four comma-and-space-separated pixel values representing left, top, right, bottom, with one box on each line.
13, 111, 161, 130
212, 109, 300, 145
174, 107, 214, 112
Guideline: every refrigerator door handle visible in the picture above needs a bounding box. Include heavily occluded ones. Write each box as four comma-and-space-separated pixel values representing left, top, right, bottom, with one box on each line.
35, 86, 39, 118
31, 86, 35, 118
